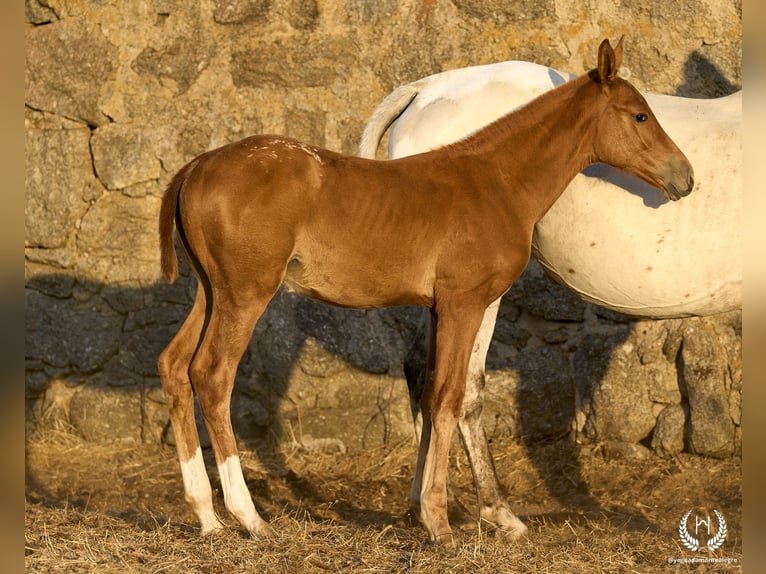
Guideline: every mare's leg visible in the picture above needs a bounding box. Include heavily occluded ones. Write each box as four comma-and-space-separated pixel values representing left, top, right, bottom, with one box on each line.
188, 285, 277, 537
459, 298, 528, 539
417, 299, 486, 543
158, 287, 224, 535
403, 309, 429, 442
408, 310, 436, 515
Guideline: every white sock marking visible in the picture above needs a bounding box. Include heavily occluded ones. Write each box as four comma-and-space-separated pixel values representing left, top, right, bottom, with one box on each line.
218, 455, 269, 534
180, 448, 223, 534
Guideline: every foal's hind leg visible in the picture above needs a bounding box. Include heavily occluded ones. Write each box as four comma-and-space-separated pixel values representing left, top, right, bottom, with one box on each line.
158, 288, 224, 535
188, 286, 276, 537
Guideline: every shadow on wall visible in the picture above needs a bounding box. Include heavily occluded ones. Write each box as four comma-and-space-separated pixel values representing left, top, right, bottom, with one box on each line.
25, 239, 423, 527
25, 249, 648, 533
675, 51, 739, 97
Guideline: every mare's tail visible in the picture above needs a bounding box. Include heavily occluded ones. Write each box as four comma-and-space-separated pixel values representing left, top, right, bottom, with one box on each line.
357, 82, 420, 158
159, 159, 199, 283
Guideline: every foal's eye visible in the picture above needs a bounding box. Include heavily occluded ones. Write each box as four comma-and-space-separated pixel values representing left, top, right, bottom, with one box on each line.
634, 112, 648, 123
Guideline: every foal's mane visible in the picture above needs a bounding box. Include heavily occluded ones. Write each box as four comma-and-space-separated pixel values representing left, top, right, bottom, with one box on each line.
440, 71, 596, 155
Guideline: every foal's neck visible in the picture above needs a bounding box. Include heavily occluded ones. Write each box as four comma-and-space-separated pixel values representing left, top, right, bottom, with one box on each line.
454, 74, 601, 223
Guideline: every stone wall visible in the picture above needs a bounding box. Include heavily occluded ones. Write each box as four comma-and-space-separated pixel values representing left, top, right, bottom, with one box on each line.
25, 0, 742, 457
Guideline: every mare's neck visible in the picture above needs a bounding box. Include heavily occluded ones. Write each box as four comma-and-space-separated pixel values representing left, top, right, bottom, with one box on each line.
455, 73, 601, 224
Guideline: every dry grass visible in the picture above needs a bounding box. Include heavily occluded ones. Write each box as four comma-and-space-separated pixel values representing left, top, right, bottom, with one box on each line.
26, 429, 741, 573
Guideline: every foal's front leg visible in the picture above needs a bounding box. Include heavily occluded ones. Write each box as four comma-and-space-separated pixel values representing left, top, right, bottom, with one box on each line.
407, 298, 527, 539
416, 301, 486, 543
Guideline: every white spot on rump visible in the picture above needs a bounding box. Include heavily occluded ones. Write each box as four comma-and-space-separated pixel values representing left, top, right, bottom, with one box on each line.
269, 137, 324, 165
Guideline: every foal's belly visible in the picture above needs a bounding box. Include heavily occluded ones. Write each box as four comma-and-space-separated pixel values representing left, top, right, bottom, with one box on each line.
281, 252, 435, 309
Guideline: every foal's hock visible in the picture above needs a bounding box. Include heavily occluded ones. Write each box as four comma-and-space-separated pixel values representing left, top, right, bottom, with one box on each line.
158, 37, 693, 544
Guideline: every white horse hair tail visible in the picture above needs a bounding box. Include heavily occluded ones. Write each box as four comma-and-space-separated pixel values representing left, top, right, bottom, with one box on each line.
358, 83, 420, 158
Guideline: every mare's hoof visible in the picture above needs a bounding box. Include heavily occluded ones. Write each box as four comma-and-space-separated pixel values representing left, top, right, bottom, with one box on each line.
497, 522, 529, 541
480, 507, 529, 540
249, 522, 276, 539
200, 521, 226, 537
430, 531, 456, 546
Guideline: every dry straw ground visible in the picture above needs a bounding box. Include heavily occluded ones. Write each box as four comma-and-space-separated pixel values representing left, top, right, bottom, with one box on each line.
26, 427, 740, 573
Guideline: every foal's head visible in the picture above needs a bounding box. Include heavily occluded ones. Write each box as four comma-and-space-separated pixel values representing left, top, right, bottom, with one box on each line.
589, 37, 694, 201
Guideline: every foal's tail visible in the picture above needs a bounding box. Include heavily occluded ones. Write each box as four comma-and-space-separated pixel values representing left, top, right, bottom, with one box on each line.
159, 159, 199, 283
357, 82, 420, 158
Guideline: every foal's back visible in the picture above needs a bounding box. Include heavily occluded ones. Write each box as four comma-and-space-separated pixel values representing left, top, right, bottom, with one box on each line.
180, 133, 529, 309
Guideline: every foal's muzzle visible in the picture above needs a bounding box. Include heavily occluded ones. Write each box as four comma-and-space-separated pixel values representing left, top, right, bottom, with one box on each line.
663, 164, 694, 201
665, 171, 694, 201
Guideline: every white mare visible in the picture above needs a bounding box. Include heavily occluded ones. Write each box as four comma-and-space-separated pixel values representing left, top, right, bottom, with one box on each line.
360, 60, 741, 317
359, 59, 741, 537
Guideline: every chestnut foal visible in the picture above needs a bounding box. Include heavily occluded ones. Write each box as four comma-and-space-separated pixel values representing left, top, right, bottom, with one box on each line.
158, 37, 693, 543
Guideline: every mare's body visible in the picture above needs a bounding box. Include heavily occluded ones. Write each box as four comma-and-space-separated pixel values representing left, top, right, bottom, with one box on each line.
360, 61, 740, 317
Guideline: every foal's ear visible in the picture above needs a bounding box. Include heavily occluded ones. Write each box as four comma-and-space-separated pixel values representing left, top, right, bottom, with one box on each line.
597, 35, 625, 85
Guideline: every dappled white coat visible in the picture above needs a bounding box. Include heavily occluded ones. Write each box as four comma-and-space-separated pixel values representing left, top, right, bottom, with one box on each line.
360, 61, 741, 317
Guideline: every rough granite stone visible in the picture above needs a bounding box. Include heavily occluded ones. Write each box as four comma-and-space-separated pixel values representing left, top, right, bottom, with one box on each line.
25, 18, 116, 126
23, 1, 741, 452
